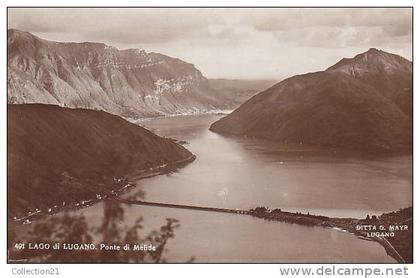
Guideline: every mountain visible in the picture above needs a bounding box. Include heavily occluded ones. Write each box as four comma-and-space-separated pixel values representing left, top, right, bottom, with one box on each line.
210, 49, 412, 154
8, 29, 230, 118
208, 79, 278, 107
327, 48, 412, 117
8, 104, 194, 216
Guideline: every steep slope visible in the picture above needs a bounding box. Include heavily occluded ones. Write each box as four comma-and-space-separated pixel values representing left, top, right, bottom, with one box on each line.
8, 29, 229, 117
327, 48, 412, 116
210, 49, 412, 154
8, 104, 194, 216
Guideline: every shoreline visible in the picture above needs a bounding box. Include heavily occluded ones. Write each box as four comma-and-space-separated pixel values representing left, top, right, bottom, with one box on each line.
248, 208, 410, 263
9, 149, 409, 263
105, 200, 410, 263
125, 109, 233, 125
9, 190, 408, 263
9, 154, 196, 226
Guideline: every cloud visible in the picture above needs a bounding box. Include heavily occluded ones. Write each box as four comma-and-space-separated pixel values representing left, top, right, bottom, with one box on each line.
252, 8, 411, 34
271, 25, 411, 49
251, 8, 412, 48
8, 8, 412, 46
8, 8, 223, 44
7, 8, 412, 79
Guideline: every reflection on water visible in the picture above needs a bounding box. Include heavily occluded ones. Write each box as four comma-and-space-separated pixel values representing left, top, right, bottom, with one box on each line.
143, 207, 393, 263
14, 114, 410, 263
137, 115, 411, 218
121, 114, 408, 262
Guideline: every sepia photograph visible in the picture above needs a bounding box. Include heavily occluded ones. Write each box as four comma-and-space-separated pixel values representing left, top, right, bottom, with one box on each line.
7, 7, 412, 264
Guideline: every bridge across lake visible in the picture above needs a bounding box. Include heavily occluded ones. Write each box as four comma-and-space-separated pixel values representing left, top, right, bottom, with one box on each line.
114, 198, 405, 263
117, 199, 250, 215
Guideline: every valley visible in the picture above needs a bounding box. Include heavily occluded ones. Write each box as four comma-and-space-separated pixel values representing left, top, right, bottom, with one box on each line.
7, 30, 413, 264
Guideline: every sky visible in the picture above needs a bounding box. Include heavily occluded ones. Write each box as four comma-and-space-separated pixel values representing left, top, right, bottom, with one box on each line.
8, 8, 412, 80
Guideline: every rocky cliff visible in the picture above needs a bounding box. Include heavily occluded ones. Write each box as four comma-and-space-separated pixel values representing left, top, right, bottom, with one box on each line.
8, 29, 229, 118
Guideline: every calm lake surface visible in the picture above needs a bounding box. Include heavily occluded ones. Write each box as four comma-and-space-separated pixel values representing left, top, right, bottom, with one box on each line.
76, 114, 411, 262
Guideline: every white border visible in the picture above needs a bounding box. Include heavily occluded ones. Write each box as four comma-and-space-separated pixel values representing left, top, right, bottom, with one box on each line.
0, 1, 417, 277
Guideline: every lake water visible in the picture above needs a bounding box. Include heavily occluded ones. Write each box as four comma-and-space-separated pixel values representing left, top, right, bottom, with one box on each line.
76, 114, 411, 262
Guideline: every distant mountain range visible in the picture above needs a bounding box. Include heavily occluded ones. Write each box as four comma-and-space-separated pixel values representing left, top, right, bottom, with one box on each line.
210, 48, 412, 154
8, 104, 194, 216
8, 29, 233, 118
208, 79, 277, 107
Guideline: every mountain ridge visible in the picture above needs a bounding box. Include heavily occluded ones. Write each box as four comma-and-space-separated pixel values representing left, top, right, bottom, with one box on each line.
210, 48, 412, 154
8, 103, 194, 216
8, 29, 230, 118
